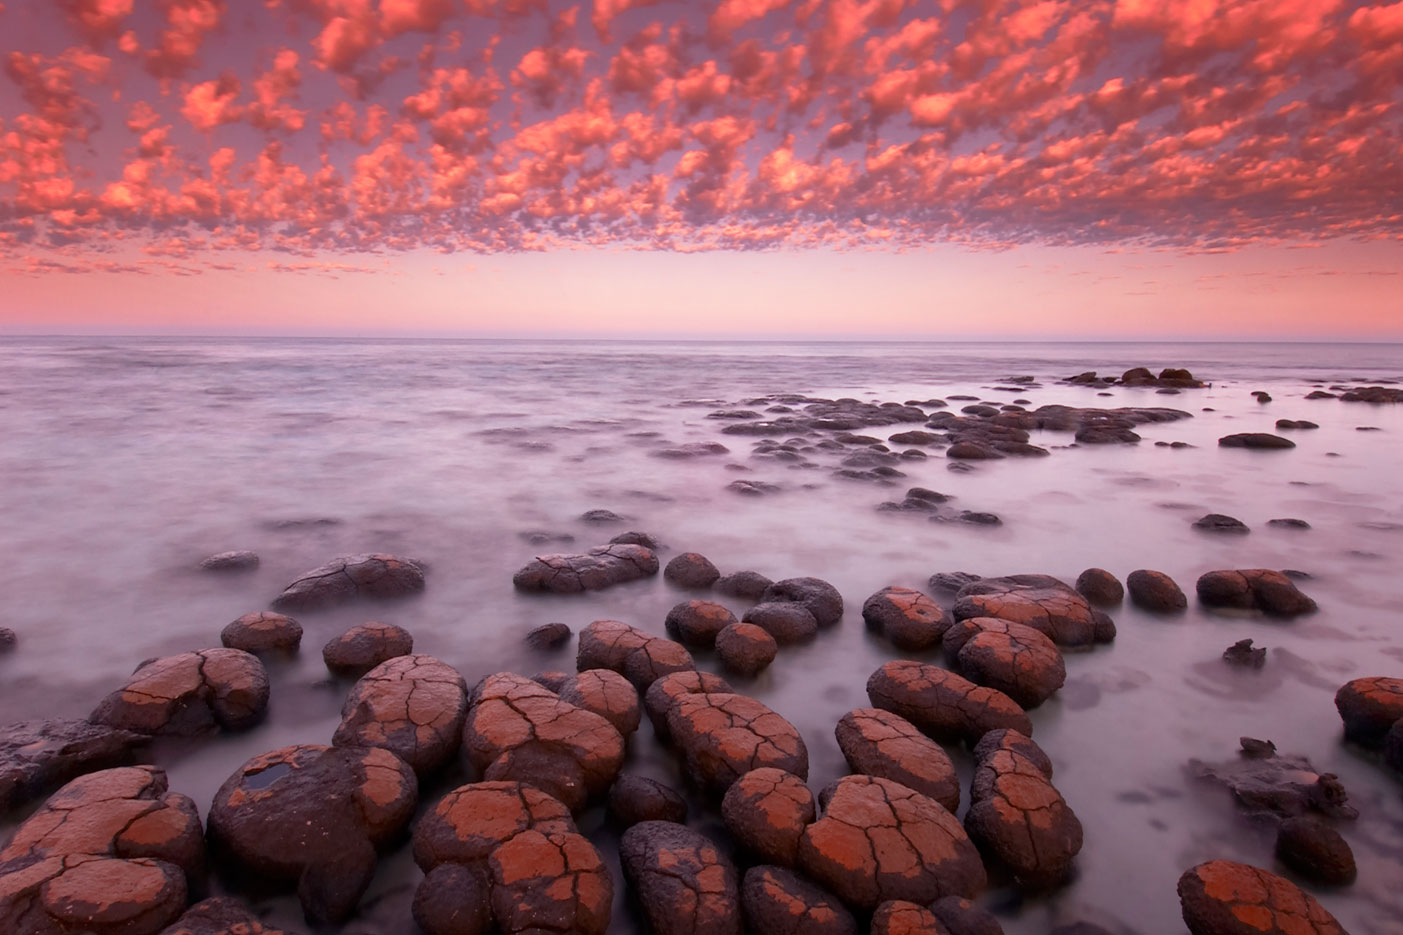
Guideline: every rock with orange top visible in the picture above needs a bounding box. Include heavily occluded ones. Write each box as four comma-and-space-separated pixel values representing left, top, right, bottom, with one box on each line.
332, 654, 468, 776
558, 668, 641, 736
866, 660, 1032, 746
834, 708, 960, 813
220, 611, 302, 654
576, 619, 695, 689
721, 768, 816, 866
208, 744, 417, 924
0, 765, 203, 935
862, 586, 953, 651
272, 553, 425, 611
953, 575, 1112, 647
666, 600, 739, 648
741, 865, 857, 935
644, 669, 733, 740
90, 649, 269, 736
871, 900, 952, 935
621, 821, 742, 935
943, 617, 1066, 708
321, 621, 414, 676
1177, 860, 1345, 935
1334, 676, 1403, 745
666, 690, 809, 795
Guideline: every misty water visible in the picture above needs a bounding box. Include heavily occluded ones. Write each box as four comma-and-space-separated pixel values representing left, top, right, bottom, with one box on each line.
2, 337, 1402, 934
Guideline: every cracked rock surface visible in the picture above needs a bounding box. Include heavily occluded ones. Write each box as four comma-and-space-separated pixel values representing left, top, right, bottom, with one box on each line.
741, 603, 819, 646
1196, 569, 1317, 617
665, 600, 738, 649
513, 544, 659, 594
90, 649, 269, 736
558, 668, 641, 736
576, 619, 695, 689
834, 708, 959, 813
943, 617, 1066, 709
953, 575, 1110, 647
1177, 860, 1345, 935
272, 554, 425, 611
721, 768, 815, 867
644, 670, 733, 740
862, 587, 952, 651
741, 864, 856, 935
220, 612, 302, 654
872, 900, 953, 935
333, 654, 468, 776
322, 622, 414, 677
1, 719, 145, 815
620, 821, 742, 935
1335, 676, 1403, 745
867, 660, 1031, 746
665, 691, 809, 795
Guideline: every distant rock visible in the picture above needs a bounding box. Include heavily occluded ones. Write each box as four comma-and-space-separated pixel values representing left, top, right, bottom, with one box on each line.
580, 509, 627, 523
513, 544, 659, 593
525, 622, 572, 649
1275, 419, 1318, 430
0, 718, 144, 815
1222, 639, 1266, 668
716, 570, 773, 599
0, 627, 14, 653
272, 554, 425, 611
1267, 518, 1311, 529
1218, 433, 1295, 449
199, 550, 259, 571
1340, 386, 1403, 402
1196, 569, 1317, 616
1192, 513, 1249, 534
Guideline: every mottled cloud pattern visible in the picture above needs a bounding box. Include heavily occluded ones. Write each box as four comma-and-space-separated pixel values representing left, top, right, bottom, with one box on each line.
2, 0, 1400, 273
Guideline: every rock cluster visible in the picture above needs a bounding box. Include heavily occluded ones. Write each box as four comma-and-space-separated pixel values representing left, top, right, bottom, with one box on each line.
1196, 570, 1317, 616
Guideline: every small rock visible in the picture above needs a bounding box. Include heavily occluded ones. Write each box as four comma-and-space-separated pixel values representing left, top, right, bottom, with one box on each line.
867, 660, 1031, 746
199, 550, 259, 571
666, 600, 738, 648
333, 654, 468, 775
715, 570, 774, 599
221, 611, 303, 654
862, 586, 952, 651
0, 627, 15, 653
272, 554, 425, 611
1218, 433, 1295, 450
1267, 518, 1311, 529
665, 552, 722, 589
930, 896, 1005, 935
91, 649, 269, 736
760, 577, 844, 627
1126, 569, 1187, 612
1193, 513, 1250, 534
558, 669, 641, 736
1075, 568, 1123, 606
1239, 737, 1276, 758
1197, 569, 1317, 616
743, 602, 819, 645
514, 544, 659, 593
322, 621, 414, 676
1223, 639, 1267, 668
525, 622, 572, 649
610, 530, 662, 549
580, 509, 626, 523
834, 708, 959, 812
722, 768, 816, 866
1276, 817, 1356, 886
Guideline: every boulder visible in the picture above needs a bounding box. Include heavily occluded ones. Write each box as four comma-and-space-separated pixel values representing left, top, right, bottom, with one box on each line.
199, 550, 259, 572
0, 766, 203, 935
965, 730, 1081, 886
1196, 570, 1317, 617
666, 600, 738, 648
1193, 513, 1250, 534
929, 897, 1004, 935
715, 570, 774, 600
159, 898, 289, 934
1126, 570, 1187, 612
867, 660, 1031, 746
954, 575, 1106, 647
1218, 433, 1296, 450
576, 619, 695, 689
1074, 569, 1123, 606
943, 617, 1066, 708
620, 822, 742, 935
715, 623, 777, 677
91, 649, 269, 736
525, 622, 571, 649
1276, 420, 1319, 430
0, 718, 144, 815
1177, 861, 1345, 935
798, 775, 986, 909
333, 654, 468, 775
1276, 817, 1356, 886
558, 668, 641, 736
412, 865, 489, 935
513, 544, 659, 593
1334, 676, 1403, 745
862, 587, 952, 651
272, 554, 425, 610
834, 708, 959, 813
871, 901, 951, 935
208, 745, 417, 923
608, 774, 687, 826
644, 669, 734, 739
665, 553, 722, 589
741, 865, 857, 935
220, 611, 302, 654
947, 442, 1004, 460
721, 768, 816, 866
759, 577, 844, 628
742, 602, 819, 645
667, 691, 809, 794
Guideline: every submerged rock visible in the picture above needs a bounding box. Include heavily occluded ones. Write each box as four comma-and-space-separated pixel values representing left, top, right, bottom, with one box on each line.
525, 622, 571, 649
1276, 817, 1356, 886
0, 718, 145, 814
576, 619, 695, 689
943, 617, 1066, 708
760, 577, 844, 627
334, 654, 468, 775
322, 621, 413, 676
621, 822, 742, 935
513, 544, 659, 593
715, 570, 774, 600
1178, 861, 1345, 935
666, 600, 738, 648
272, 554, 425, 611
1196, 570, 1317, 616
954, 574, 1109, 647
1191, 748, 1357, 820
743, 602, 819, 645
1218, 433, 1295, 450
91, 649, 269, 736
1223, 639, 1266, 668
715, 623, 777, 676
1192, 513, 1250, 534
666, 691, 809, 794
1334, 676, 1403, 746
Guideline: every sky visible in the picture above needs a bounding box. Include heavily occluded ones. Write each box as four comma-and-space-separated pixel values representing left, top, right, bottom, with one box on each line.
0, 0, 1400, 338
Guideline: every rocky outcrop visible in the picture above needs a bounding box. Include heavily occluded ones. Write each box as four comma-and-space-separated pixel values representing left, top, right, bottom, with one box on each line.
1177, 861, 1345, 935
322, 621, 414, 676
965, 730, 1081, 886
1196, 570, 1317, 617
721, 768, 815, 866
862, 586, 952, 651
513, 544, 659, 593
1, 719, 144, 815
576, 619, 695, 689
1191, 743, 1357, 820
621, 822, 742, 935
90, 650, 269, 736
220, 611, 302, 654
272, 554, 425, 610
333, 654, 468, 775
834, 708, 959, 813
867, 660, 1031, 745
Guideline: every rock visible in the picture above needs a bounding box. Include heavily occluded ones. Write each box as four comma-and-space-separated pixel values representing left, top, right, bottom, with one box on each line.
1218, 433, 1296, 450
271, 554, 425, 611
1126, 569, 1187, 612
513, 544, 659, 593
1196, 570, 1317, 616
608, 774, 687, 826
656, 442, 731, 459
1240, 737, 1277, 758
91, 649, 269, 736
487, 827, 612, 935
867, 660, 1031, 746
462, 672, 625, 810
798, 775, 986, 909
957, 511, 1002, 526
411, 779, 573, 870
871, 901, 950, 935
221, 611, 302, 654
1276, 817, 1356, 885
930, 896, 1004, 935
610, 530, 662, 550
643, 669, 733, 738
729, 479, 782, 496
862, 586, 952, 651
760, 577, 844, 627
208, 745, 417, 924
834, 708, 959, 813
943, 617, 1066, 708
1276, 419, 1319, 430
742, 865, 857, 935
199, 550, 259, 572
1334, 676, 1403, 745
928, 572, 982, 594
0, 628, 13, 652
1193, 513, 1250, 534
666, 600, 738, 648
0, 718, 145, 815
666, 552, 722, 589
742, 602, 819, 645
1252, 391, 1273, 403
525, 622, 571, 649
322, 622, 414, 676
721, 768, 816, 866
620, 822, 742, 935
532, 670, 571, 692
580, 509, 626, 523
1340, 386, 1403, 402
974, 729, 1054, 779
1267, 518, 1311, 529
576, 619, 695, 689
1384, 721, 1403, 773
1177, 861, 1345, 935
715, 623, 777, 677
333, 654, 467, 775
715, 570, 774, 600
159, 898, 290, 934
667, 691, 809, 794
954, 574, 1107, 647
966, 730, 1081, 886
1191, 749, 1357, 820
412, 863, 490, 935
1305, 390, 1336, 399
1223, 639, 1266, 668
0, 766, 203, 935
558, 668, 641, 736
1075, 568, 1123, 606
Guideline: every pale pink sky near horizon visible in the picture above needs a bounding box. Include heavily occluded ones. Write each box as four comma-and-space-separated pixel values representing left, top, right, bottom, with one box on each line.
2, 0, 1401, 337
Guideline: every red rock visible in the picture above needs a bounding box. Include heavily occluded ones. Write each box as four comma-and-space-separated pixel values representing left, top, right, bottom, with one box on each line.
862, 586, 952, 651
965, 731, 1081, 887
943, 617, 1066, 708
513, 544, 658, 593
220, 612, 302, 654
834, 708, 959, 813
332, 654, 468, 775
558, 668, 641, 736
1178, 860, 1345, 935
620, 821, 742, 935
90, 650, 269, 736
322, 621, 414, 676
953, 575, 1106, 646
741, 865, 856, 935
721, 768, 815, 866
715, 623, 777, 676
666, 692, 809, 794
1334, 676, 1403, 745
272, 553, 425, 610
866, 660, 1032, 746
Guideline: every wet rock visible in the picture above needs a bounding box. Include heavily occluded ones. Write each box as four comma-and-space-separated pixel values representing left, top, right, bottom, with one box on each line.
462, 672, 624, 810
271, 554, 425, 611
722, 768, 815, 866
1223, 639, 1267, 668
1177, 861, 1345, 935
525, 622, 571, 649
1193, 513, 1250, 534
1218, 433, 1296, 450
1267, 518, 1311, 529
715, 623, 777, 677
610, 530, 662, 550
0, 627, 13, 653
608, 774, 687, 826
742, 602, 819, 646
867, 660, 1031, 745
91, 649, 269, 736
620, 821, 742, 935
666, 600, 738, 649
862, 586, 952, 651
1276, 419, 1319, 430
929, 572, 982, 594
643, 669, 733, 740
974, 729, 1054, 779
930, 897, 1004, 935
580, 509, 626, 523
1075, 569, 1123, 606
221, 611, 302, 654
0, 765, 203, 935
1196, 569, 1317, 616
486, 827, 613, 935
333, 654, 467, 775
1191, 749, 1358, 820
558, 668, 641, 736
576, 619, 695, 689
742, 865, 856, 935
667, 691, 808, 794
716, 570, 774, 600
954, 574, 1107, 647
1240, 737, 1277, 758
1334, 676, 1403, 746
871, 901, 950, 935
1252, 391, 1273, 403
1305, 390, 1336, 399
199, 550, 259, 572
159, 897, 289, 934
943, 617, 1066, 709
208, 745, 416, 924
666, 552, 722, 589
966, 730, 1082, 886
1126, 569, 1187, 612
760, 577, 843, 627
513, 544, 659, 593
798, 775, 986, 909
1276, 817, 1356, 886
890, 431, 944, 446
411, 780, 573, 870
322, 621, 414, 676
834, 708, 959, 813
0, 718, 145, 815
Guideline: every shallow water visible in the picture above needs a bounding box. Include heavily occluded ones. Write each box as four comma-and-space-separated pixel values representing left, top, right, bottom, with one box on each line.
2, 337, 1403, 933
